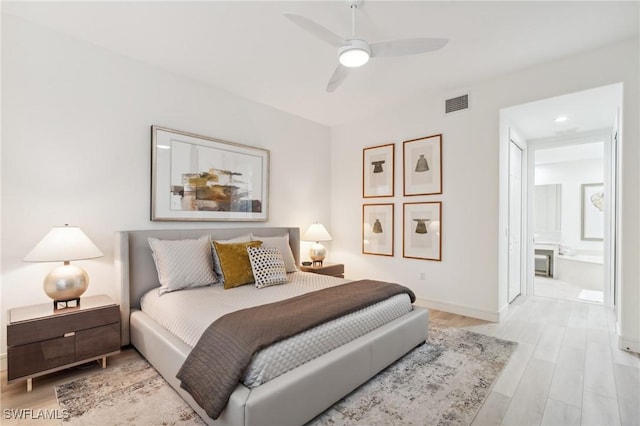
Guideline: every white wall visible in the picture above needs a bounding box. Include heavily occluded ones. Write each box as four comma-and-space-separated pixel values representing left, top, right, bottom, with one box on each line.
330, 38, 639, 351
330, 88, 502, 321
536, 158, 604, 253
0, 15, 332, 357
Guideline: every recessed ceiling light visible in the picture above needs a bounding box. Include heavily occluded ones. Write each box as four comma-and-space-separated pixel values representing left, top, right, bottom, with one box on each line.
554, 116, 569, 123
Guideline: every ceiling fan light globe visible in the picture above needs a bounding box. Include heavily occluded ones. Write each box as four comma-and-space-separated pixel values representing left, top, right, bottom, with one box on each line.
338, 40, 371, 68
339, 48, 370, 67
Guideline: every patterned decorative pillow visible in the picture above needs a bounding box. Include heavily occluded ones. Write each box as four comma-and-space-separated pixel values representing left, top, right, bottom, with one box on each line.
247, 246, 289, 289
212, 240, 262, 289
250, 233, 298, 272
148, 236, 218, 295
210, 234, 251, 280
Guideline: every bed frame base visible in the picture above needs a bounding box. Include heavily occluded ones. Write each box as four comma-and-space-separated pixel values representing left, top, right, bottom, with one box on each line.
131, 307, 428, 426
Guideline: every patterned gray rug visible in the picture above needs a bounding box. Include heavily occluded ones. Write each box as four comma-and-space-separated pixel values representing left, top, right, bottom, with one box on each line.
55, 359, 206, 425
56, 324, 516, 425
309, 324, 517, 425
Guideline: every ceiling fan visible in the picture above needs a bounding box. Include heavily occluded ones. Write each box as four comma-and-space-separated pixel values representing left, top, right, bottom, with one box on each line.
284, 1, 448, 92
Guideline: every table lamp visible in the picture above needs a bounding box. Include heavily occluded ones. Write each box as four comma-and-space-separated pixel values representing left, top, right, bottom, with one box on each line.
24, 224, 104, 310
302, 222, 332, 266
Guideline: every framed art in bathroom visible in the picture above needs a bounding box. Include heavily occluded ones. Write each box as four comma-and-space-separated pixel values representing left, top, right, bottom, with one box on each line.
581, 183, 604, 241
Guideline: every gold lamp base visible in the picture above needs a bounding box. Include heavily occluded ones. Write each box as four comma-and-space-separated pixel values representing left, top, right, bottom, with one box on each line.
43, 262, 88, 309
309, 242, 326, 266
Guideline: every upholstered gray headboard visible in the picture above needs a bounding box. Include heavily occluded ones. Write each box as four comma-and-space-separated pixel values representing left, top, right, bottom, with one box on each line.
114, 227, 300, 345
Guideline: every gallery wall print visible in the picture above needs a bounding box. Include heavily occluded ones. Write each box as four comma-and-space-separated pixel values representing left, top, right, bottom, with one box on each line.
363, 143, 395, 198
403, 201, 442, 261
581, 183, 604, 241
362, 203, 394, 256
151, 125, 269, 221
403, 134, 442, 196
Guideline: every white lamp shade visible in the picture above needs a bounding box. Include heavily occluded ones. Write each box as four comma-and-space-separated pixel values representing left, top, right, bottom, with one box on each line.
24, 225, 104, 262
302, 223, 332, 242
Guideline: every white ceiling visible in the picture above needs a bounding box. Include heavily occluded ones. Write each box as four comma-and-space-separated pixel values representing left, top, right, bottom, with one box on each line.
535, 142, 604, 165
3, 1, 639, 127
503, 83, 623, 140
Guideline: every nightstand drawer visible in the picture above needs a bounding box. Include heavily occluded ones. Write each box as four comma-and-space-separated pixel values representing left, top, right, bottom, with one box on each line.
7, 305, 120, 346
7, 335, 75, 380
76, 323, 121, 360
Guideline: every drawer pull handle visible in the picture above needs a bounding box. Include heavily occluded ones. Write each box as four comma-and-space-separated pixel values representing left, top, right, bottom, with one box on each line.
64, 332, 75, 338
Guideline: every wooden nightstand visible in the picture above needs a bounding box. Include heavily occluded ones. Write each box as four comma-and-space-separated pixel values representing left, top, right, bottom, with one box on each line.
300, 263, 345, 278
6, 294, 121, 391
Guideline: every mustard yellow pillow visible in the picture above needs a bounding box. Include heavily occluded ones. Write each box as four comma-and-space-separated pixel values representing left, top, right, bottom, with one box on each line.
212, 240, 262, 289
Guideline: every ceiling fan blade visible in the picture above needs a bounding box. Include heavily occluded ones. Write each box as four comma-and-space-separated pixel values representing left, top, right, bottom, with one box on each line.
284, 13, 345, 47
326, 65, 351, 93
370, 38, 448, 58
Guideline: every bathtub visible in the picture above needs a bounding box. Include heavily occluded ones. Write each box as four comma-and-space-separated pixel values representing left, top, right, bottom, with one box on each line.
557, 254, 604, 291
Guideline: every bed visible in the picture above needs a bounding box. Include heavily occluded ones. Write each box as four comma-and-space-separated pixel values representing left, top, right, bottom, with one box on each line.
115, 227, 429, 426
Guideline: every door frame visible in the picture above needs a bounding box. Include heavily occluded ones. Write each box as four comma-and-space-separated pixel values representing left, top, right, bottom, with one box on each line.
508, 133, 527, 303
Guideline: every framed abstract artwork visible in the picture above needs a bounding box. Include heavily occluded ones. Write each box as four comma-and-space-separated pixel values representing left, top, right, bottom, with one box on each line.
362, 203, 394, 256
581, 183, 604, 241
363, 143, 394, 198
403, 134, 442, 196
151, 125, 269, 221
403, 202, 442, 261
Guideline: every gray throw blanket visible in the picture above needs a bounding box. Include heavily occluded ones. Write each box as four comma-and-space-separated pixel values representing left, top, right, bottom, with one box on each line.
176, 279, 415, 419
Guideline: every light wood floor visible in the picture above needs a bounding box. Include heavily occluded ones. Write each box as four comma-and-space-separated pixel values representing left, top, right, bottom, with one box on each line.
466, 295, 640, 426
2, 295, 638, 425
533, 276, 604, 305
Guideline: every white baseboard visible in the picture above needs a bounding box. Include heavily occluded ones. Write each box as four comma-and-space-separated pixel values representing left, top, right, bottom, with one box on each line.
615, 321, 639, 354
497, 303, 510, 322
1, 353, 6, 372
414, 297, 500, 322
618, 337, 639, 354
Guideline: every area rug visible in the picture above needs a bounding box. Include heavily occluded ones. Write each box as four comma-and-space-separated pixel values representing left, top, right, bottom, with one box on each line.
55, 359, 206, 425
309, 324, 517, 425
56, 324, 516, 425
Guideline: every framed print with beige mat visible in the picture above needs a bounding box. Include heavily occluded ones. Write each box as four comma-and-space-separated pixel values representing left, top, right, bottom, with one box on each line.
363, 143, 394, 198
403, 201, 442, 261
362, 203, 394, 256
403, 134, 442, 196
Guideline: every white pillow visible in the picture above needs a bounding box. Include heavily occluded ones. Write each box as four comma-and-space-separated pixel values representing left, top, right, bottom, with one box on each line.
210, 234, 252, 280
148, 236, 218, 295
250, 234, 298, 272
247, 246, 288, 288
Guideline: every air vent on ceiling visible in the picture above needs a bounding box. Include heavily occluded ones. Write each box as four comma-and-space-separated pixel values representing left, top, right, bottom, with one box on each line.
445, 94, 469, 114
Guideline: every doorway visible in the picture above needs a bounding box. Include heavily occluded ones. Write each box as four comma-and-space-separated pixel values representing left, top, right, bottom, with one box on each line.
532, 141, 607, 304
500, 83, 622, 310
